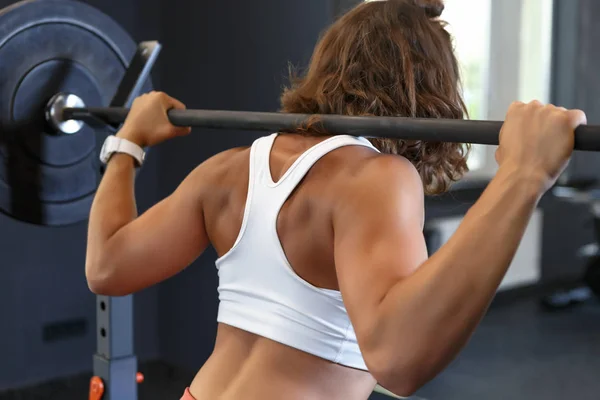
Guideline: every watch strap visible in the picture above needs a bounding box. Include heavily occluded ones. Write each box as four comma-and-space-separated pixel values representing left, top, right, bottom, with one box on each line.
101, 136, 145, 166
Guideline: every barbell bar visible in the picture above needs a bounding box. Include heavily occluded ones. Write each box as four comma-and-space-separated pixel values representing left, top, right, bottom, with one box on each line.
62, 106, 600, 151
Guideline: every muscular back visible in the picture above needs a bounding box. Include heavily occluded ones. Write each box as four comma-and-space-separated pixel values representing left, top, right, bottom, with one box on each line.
202, 133, 379, 291
192, 134, 385, 400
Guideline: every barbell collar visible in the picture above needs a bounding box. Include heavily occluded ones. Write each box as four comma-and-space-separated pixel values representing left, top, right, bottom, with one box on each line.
46, 93, 87, 135
62, 107, 600, 151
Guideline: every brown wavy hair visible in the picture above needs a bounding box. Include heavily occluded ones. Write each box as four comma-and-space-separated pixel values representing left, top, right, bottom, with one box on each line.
280, 0, 469, 194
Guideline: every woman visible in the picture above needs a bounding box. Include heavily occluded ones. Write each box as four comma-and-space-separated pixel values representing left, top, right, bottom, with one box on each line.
85, 0, 585, 399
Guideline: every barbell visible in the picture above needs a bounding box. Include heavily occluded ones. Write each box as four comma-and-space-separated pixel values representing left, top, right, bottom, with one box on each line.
57, 104, 600, 149
1, 0, 600, 227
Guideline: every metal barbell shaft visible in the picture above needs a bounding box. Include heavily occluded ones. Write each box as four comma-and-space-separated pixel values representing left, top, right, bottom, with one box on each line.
63, 107, 600, 151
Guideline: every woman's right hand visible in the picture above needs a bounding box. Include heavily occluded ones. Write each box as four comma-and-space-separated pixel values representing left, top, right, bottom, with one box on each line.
118, 91, 192, 148
496, 100, 587, 192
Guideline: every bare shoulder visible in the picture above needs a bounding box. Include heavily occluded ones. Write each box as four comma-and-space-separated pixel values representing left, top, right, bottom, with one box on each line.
361, 153, 421, 185
200, 146, 249, 170
328, 149, 425, 238
173, 146, 250, 199
335, 149, 424, 206
184, 146, 250, 184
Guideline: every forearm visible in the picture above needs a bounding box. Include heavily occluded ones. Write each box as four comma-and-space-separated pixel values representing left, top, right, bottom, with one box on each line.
376, 165, 545, 390
86, 152, 138, 274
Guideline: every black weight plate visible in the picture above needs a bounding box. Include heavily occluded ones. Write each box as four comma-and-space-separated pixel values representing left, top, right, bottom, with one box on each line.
0, 0, 153, 226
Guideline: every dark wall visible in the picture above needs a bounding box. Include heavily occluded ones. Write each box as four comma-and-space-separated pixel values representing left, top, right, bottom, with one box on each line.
333, 0, 362, 16
153, 0, 336, 371
0, 0, 161, 391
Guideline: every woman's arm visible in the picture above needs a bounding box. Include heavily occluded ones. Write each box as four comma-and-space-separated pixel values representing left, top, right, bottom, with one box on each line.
334, 157, 542, 396
85, 152, 210, 296
85, 92, 209, 296
333, 102, 586, 396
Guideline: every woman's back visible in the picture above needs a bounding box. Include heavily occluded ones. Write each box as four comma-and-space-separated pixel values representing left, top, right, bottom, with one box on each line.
192, 133, 382, 400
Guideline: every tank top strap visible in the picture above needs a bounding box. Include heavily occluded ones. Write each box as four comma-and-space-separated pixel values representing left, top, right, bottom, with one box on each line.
246, 133, 378, 218
248, 133, 279, 188
268, 134, 378, 199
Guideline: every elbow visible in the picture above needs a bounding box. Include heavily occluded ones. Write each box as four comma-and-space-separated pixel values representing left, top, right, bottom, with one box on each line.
86, 258, 126, 297
363, 349, 427, 398
370, 368, 421, 398
374, 374, 420, 399
86, 275, 113, 296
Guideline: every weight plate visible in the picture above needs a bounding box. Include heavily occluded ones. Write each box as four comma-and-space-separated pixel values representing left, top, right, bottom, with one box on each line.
0, 0, 152, 226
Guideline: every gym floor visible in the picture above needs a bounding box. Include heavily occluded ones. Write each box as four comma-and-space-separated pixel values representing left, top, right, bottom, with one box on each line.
417, 296, 600, 400
1, 296, 599, 400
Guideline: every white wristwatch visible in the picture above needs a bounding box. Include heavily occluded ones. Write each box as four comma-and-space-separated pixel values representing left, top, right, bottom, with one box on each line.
99, 136, 145, 167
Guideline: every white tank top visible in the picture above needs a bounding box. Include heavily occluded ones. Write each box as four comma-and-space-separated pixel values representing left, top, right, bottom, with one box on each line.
215, 133, 379, 371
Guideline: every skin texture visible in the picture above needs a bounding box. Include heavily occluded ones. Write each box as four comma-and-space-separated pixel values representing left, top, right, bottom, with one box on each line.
86, 93, 586, 399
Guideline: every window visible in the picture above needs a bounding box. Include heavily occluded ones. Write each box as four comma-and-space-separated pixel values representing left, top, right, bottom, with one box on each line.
443, 0, 554, 180
443, 0, 492, 172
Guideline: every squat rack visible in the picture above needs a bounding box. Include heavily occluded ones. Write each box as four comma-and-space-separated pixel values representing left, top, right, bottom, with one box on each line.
87, 40, 161, 400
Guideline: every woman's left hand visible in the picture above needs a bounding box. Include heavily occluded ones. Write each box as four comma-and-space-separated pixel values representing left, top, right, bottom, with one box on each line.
118, 91, 192, 147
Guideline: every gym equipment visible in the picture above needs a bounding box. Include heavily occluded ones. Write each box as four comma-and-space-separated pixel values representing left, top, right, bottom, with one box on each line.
86, 39, 158, 400
540, 182, 600, 309
60, 106, 600, 150
0, 1, 158, 399
0, 0, 155, 226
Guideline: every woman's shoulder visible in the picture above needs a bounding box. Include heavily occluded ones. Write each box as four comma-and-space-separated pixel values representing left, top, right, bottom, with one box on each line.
335, 149, 421, 189
325, 150, 424, 217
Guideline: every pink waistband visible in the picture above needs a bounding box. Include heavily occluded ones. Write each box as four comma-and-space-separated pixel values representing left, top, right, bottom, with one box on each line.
180, 387, 196, 400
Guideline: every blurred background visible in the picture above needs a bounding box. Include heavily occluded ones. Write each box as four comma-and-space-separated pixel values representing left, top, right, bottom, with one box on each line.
1, 0, 600, 399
